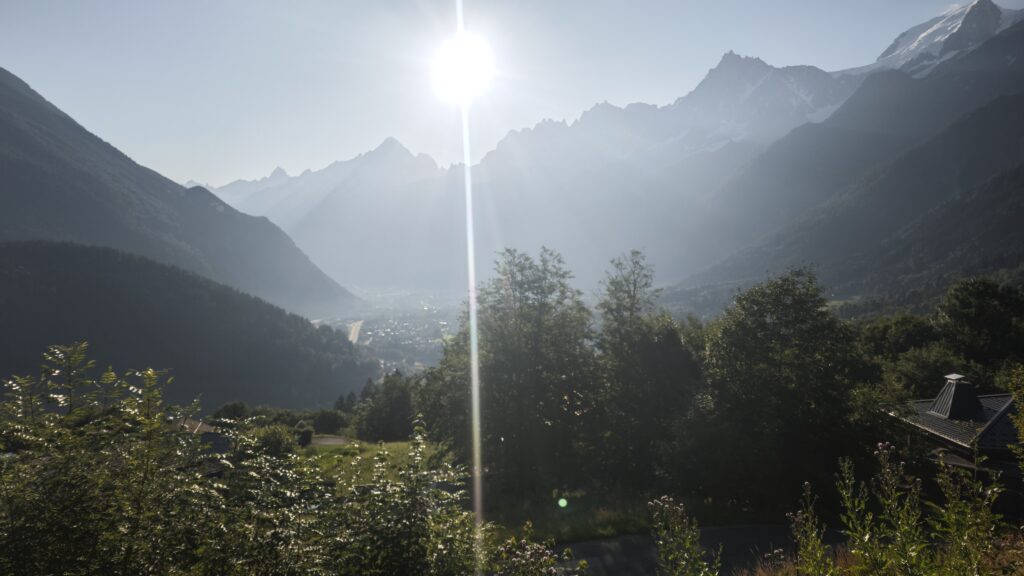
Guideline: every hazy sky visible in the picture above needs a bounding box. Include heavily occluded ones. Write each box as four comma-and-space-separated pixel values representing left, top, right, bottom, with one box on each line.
3, 0, 1022, 185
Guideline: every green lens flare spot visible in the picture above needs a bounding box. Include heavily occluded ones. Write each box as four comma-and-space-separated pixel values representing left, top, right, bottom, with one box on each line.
557, 498, 568, 508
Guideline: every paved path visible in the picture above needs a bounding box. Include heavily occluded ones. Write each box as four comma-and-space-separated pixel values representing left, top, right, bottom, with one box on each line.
311, 435, 350, 446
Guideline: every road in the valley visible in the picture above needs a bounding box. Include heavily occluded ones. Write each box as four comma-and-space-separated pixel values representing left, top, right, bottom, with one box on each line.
347, 320, 364, 344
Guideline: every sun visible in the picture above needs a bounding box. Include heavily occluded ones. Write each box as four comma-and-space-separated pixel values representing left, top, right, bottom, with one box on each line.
432, 32, 495, 107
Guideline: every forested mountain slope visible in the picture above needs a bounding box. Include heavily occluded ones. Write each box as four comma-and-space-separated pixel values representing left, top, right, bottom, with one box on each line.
668, 20, 1024, 313
694, 93, 1024, 289
0, 66, 359, 317
0, 242, 378, 409
842, 164, 1024, 312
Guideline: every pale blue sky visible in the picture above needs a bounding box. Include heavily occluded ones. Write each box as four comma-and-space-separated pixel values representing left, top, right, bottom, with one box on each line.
2, 0, 1020, 185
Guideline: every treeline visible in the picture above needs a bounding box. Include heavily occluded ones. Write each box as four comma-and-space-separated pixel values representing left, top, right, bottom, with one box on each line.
856, 277, 1024, 397
0, 343, 585, 575
5, 249, 1024, 573
237, 247, 1024, 521
389, 248, 1024, 518
208, 370, 421, 446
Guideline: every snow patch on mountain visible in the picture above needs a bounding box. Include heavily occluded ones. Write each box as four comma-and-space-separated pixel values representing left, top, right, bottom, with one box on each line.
841, 0, 1024, 77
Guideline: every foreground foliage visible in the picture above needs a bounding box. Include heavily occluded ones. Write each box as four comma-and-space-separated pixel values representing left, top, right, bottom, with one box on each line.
654, 443, 1018, 576
649, 496, 719, 576
0, 343, 582, 575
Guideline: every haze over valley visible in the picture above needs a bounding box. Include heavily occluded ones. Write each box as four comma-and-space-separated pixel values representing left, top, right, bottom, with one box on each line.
200, 0, 1024, 313
4, 2, 1024, 573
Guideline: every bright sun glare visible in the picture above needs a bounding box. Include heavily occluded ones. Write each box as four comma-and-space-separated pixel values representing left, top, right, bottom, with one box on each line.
432, 33, 495, 106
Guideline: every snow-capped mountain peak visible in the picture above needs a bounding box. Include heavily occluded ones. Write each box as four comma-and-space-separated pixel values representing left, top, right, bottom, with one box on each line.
843, 0, 1024, 77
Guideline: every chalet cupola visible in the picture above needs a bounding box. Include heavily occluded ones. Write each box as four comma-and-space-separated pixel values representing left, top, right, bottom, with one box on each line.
927, 374, 984, 421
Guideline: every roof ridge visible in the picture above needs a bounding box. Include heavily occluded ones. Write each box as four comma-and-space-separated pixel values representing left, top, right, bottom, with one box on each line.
976, 397, 1016, 440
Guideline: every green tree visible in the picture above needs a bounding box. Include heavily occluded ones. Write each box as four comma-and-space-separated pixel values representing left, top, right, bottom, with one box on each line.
857, 313, 939, 363
479, 248, 596, 495
420, 248, 597, 496
313, 409, 347, 434
354, 371, 415, 442
335, 391, 358, 412
214, 400, 251, 420
415, 333, 472, 461
701, 269, 858, 509
595, 250, 701, 492
882, 342, 974, 398
598, 250, 660, 353
936, 279, 1024, 379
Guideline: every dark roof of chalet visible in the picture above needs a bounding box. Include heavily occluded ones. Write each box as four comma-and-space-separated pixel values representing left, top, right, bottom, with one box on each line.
899, 375, 1015, 450
929, 447, 1022, 478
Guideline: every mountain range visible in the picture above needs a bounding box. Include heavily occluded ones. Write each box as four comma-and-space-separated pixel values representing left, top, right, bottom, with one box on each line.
0, 62, 378, 408
0, 66, 360, 318
3, 0, 1024, 411
208, 0, 1024, 305
672, 1, 1024, 313
210, 49, 858, 289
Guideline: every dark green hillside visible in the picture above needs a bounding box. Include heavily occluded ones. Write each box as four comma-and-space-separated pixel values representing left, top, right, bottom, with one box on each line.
0, 66, 358, 317
676, 91, 1024, 318
843, 164, 1024, 312
701, 123, 909, 256
0, 242, 378, 409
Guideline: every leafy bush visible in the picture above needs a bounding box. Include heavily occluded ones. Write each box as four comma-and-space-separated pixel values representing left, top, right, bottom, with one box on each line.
328, 427, 478, 575
0, 343, 222, 575
489, 522, 587, 575
791, 444, 1004, 576
648, 496, 719, 576
255, 424, 298, 456
656, 442, 1012, 576
787, 483, 837, 576
0, 343, 577, 575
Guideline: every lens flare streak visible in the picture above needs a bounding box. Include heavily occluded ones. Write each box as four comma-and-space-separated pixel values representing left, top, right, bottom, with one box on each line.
452, 2, 485, 574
